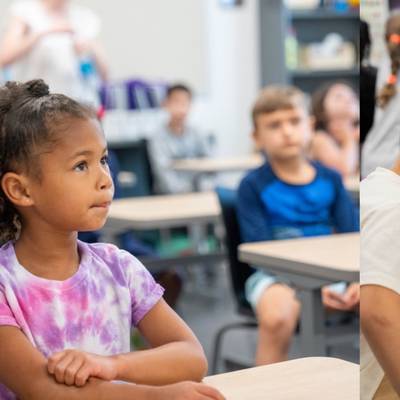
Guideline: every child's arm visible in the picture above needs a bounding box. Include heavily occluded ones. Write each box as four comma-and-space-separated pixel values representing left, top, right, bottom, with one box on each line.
47, 299, 208, 386
311, 131, 358, 176
0, 326, 223, 400
0, 17, 72, 67
361, 284, 400, 395
117, 298, 208, 385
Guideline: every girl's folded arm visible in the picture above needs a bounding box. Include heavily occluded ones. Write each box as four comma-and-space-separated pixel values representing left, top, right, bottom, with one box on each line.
112, 298, 208, 385
0, 326, 155, 400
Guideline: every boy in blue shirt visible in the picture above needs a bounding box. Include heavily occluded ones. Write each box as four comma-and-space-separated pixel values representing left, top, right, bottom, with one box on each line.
237, 86, 359, 366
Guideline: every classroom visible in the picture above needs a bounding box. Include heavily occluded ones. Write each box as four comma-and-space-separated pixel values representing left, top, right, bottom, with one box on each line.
0, 0, 362, 399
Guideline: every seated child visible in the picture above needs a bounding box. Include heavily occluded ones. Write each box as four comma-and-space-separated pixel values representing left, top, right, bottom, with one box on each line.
310, 82, 359, 177
360, 157, 400, 399
0, 80, 224, 400
237, 85, 359, 366
149, 83, 211, 194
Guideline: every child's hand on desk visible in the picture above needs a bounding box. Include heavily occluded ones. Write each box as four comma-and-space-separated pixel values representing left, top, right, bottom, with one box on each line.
47, 349, 117, 387
342, 283, 360, 310
322, 283, 359, 311
148, 382, 225, 400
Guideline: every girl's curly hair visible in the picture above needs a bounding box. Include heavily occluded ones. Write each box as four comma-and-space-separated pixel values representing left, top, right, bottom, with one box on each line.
0, 79, 95, 244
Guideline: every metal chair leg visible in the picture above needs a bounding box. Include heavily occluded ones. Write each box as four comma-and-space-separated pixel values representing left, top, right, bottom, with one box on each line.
211, 321, 258, 374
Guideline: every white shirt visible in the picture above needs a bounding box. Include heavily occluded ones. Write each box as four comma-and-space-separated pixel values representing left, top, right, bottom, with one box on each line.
360, 167, 400, 399
8, 0, 100, 103
361, 55, 400, 178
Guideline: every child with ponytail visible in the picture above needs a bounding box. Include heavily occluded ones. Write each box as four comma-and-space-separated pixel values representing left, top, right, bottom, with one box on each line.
362, 11, 400, 177
0, 79, 224, 400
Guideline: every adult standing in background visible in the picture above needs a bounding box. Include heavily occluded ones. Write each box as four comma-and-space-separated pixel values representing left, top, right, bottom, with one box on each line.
0, 0, 108, 105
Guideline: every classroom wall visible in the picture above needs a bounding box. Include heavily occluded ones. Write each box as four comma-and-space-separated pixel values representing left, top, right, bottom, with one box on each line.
0, 0, 208, 90
198, 0, 260, 156
0, 0, 260, 157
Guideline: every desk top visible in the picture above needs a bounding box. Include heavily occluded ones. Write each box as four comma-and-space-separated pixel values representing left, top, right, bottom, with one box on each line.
172, 154, 264, 173
173, 156, 359, 192
239, 233, 359, 282
204, 357, 359, 400
105, 191, 221, 230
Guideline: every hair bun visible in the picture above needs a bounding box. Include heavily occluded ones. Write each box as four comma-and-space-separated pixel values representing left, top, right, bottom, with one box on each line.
24, 79, 50, 98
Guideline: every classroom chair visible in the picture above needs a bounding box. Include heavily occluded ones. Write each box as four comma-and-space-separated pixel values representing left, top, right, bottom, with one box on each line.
211, 187, 258, 374
108, 138, 155, 197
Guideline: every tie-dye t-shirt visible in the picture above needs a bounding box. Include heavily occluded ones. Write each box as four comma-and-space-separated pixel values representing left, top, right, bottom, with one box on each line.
0, 240, 164, 399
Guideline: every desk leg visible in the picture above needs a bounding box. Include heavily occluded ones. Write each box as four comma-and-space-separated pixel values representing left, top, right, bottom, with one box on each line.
192, 173, 202, 192
298, 288, 326, 356
188, 224, 209, 253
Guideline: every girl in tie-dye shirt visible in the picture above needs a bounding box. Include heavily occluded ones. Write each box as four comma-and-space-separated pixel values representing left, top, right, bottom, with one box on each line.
0, 80, 224, 400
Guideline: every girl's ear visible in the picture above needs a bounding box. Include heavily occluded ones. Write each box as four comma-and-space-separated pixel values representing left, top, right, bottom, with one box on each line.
1, 172, 34, 207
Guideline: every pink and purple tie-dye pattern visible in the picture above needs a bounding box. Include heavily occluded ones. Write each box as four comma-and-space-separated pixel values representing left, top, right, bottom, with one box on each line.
0, 241, 164, 399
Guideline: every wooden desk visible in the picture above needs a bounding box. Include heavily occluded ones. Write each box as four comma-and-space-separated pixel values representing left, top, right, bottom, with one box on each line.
105, 191, 221, 231
239, 233, 359, 355
172, 154, 264, 190
239, 233, 359, 282
173, 156, 359, 195
204, 357, 359, 400
102, 192, 223, 271
172, 154, 264, 174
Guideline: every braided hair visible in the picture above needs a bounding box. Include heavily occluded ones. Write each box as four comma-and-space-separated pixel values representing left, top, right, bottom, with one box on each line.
378, 12, 400, 108
0, 79, 95, 244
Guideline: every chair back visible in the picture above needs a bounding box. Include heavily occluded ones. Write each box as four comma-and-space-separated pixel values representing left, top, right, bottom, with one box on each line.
215, 187, 254, 314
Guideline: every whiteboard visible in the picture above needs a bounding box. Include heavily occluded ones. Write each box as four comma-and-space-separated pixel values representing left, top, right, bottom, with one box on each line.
0, 0, 208, 91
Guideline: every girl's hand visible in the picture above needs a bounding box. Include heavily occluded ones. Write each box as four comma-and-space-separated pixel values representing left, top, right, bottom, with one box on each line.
47, 349, 118, 387
150, 381, 225, 400
328, 119, 356, 145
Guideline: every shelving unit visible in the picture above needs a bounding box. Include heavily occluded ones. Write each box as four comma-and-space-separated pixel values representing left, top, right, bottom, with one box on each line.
259, 0, 359, 94
290, 6, 359, 93
290, 68, 359, 79
290, 9, 358, 20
